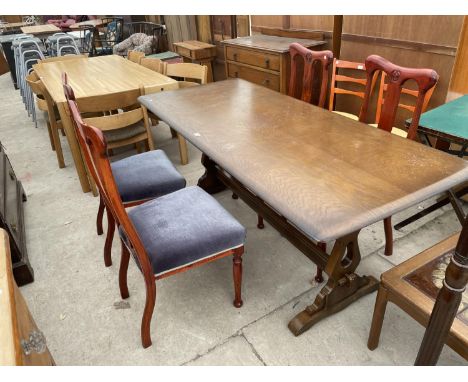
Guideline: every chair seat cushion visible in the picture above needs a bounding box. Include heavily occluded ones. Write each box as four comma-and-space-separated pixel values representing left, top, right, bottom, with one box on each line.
332, 110, 359, 121
120, 186, 246, 276
368, 123, 408, 138
104, 121, 146, 143
111, 149, 186, 203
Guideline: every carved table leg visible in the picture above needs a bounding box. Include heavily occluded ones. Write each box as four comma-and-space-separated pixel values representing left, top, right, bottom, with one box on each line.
288, 231, 379, 336
197, 154, 227, 194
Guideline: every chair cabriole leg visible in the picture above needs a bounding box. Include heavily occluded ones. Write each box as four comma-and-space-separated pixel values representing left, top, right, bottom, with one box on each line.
104, 209, 115, 267
96, 195, 105, 235
119, 240, 130, 299
141, 277, 156, 348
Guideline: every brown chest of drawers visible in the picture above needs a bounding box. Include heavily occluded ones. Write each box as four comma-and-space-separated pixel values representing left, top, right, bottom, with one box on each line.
222, 35, 326, 94
0, 229, 54, 366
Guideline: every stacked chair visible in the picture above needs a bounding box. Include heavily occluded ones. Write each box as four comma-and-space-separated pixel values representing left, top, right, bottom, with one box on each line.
46, 33, 80, 56
13, 35, 45, 127
63, 73, 247, 348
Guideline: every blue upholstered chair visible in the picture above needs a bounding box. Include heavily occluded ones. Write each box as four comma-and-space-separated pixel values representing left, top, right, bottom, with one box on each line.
67, 83, 246, 348
63, 74, 186, 267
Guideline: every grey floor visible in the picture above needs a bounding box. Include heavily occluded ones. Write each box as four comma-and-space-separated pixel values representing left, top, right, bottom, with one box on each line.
0, 72, 466, 365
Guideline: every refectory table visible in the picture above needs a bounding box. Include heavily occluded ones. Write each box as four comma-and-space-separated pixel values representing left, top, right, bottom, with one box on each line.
139, 78, 468, 336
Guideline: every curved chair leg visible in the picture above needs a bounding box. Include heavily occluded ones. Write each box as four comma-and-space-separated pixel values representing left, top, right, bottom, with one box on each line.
315, 242, 326, 283
367, 285, 389, 350
384, 217, 393, 256
233, 247, 244, 308
104, 209, 115, 267
119, 240, 130, 299
96, 195, 105, 236
141, 276, 156, 348
257, 215, 265, 229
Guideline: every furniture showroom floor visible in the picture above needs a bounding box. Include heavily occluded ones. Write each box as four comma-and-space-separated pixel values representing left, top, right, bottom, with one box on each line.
0, 72, 465, 365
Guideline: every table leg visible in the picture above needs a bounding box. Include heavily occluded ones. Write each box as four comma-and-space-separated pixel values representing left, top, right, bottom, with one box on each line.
197, 154, 227, 194
56, 102, 94, 194
288, 231, 379, 336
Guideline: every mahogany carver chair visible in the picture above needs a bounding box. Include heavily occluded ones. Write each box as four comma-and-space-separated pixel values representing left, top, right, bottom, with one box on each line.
367, 217, 468, 364
70, 99, 246, 348
63, 74, 186, 267
359, 54, 439, 257
127, 49, 145, 64
328, 58, 378, 120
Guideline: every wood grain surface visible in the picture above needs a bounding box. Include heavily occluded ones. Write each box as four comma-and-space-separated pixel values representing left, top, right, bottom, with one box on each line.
222, 35, 326, 53
34, 55, 178, 104
139, 78, 468, 242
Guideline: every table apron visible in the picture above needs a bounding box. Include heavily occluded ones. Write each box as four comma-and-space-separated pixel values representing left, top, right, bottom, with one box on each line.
213, 162, 329, 269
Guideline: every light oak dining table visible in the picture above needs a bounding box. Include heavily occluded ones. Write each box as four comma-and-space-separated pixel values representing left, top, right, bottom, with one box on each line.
33, 54, 178, 193
139, 78, 468, 336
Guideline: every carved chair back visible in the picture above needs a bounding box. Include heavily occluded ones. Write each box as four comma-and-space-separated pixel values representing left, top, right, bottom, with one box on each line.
288, 42, 333, 107
359, 55, 439, 140
375, 71, 437, 127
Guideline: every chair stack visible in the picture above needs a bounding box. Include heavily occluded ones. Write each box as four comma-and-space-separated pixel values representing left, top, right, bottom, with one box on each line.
12, 35, 45, 127
46, 33, 80, 57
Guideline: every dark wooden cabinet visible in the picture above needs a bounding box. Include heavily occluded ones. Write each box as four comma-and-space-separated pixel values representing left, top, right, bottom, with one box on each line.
0, 143, 33, 285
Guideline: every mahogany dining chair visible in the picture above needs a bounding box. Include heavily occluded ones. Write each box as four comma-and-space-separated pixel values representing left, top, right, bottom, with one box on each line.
69, 98, 246, 347
359, 54, 439, 257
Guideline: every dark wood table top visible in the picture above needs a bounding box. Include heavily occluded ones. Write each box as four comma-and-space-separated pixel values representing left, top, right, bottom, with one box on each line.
139, 79, 468, 242
221, 35, 326, 53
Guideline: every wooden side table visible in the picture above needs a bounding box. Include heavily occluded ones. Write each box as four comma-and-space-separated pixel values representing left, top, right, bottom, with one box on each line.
222, 35, 326, 94
172, 40, 217, 82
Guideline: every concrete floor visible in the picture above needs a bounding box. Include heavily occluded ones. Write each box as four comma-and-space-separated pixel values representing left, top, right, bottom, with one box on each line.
0, 72, 466, 365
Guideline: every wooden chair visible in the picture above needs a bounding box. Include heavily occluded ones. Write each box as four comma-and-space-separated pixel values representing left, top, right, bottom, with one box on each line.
359, 55, 439, 257
288, 42, 333, 107
75, 89, 155, 153
139, 57, 164, 73
367, 223, 468, 364
127, 50, 145, 64
373, 72, 437, 137
328, 58, 377, 120
25, 71, 65, 168
63, 73, 186, 267
71, 101, 246, 348
161, 63, 209, 165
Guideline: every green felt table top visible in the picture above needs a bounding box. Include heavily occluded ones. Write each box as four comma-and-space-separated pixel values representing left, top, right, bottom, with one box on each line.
416, 95, 468, 141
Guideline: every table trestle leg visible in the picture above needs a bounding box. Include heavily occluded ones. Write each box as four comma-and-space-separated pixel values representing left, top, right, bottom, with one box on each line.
288, 231, 378, 336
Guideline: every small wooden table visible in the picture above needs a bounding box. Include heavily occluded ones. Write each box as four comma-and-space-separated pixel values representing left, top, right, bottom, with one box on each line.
33, 55, 178, 194
20, 24, 60, 36
139, 79, 468, 336
172, 40, 217, 82
69, 18, 106, 30
222, 35, 326, 93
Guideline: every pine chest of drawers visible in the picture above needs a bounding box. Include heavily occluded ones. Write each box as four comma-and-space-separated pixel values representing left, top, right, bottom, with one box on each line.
222, 35, 326, 94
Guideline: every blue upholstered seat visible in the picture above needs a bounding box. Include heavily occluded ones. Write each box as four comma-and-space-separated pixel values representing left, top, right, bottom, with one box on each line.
111, 150, 186, 203
121, 186, 246, 276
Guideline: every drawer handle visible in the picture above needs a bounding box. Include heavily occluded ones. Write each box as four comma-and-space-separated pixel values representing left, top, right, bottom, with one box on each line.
233, 53, 238, 60
262, 79, 270, 85
21, 331, 47, 355
265, 58, 270, 67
